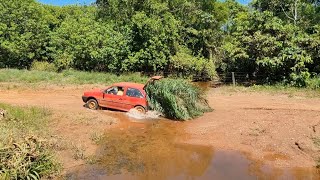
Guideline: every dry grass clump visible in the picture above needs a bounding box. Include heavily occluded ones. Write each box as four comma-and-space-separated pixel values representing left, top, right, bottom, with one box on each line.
0, 137, 59, 180
0, 104, 60, 179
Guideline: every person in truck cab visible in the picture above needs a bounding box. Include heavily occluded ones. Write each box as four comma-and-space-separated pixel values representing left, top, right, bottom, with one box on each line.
117, 87, 124, 96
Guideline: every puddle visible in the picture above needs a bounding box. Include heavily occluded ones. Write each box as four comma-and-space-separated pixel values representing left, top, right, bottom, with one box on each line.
66, 116, 320, 180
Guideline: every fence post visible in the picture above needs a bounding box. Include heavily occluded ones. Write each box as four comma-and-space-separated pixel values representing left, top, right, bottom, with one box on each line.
232, 72, 236, 86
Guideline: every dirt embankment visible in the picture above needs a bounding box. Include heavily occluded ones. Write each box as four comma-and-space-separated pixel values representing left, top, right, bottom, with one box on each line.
0, 84, 319, 169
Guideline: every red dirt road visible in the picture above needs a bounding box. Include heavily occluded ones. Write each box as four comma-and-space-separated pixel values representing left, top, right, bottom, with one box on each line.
0, 85, 118, 170
186, 88, 320, 168
0, 85, 320, 168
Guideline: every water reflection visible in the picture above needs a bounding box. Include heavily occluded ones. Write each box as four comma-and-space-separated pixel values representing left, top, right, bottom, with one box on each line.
66, 120, 320, 180
96, 121, 214, 180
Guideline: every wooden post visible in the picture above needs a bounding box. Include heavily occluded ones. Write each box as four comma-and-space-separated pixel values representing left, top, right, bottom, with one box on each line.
232, 72, 236, 86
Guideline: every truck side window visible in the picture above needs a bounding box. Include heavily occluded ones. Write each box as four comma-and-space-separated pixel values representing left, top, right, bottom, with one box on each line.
106, 86, 124, 96
106, 87, 117, 95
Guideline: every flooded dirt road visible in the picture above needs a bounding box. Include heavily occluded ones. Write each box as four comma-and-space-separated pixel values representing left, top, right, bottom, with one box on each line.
0, 84, 320, 179
66, 117, 319, 180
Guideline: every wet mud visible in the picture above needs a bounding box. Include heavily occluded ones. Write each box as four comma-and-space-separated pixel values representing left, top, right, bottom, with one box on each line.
66, 116, 320, 180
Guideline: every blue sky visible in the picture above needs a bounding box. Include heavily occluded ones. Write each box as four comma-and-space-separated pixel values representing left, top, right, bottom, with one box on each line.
238, 0, 251, 4
38, 0, 251, 6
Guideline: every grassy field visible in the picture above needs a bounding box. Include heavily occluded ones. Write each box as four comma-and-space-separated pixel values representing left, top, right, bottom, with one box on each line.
1, 68, 319, 93
216, 84, 320, 98
0, 69, 148, 85
0, 103, 60, 179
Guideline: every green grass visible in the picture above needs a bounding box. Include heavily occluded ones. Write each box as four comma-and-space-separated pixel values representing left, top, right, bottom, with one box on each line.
1, 69, 319, 97
0, 69, 148, 85
0, 103, 60, 179
218, 84, 320, 98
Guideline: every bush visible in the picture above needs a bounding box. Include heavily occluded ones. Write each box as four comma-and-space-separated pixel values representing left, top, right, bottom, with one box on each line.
31, 61, 57, 72
290, 71, 311, 87
145, 79, 212, 120
307, 77, 320, 89
53, 53, 74, 72
290, 72, 320, 89
170, 47, 216, 80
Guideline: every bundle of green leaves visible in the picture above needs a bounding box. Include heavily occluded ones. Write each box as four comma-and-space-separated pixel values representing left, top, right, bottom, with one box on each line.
145, 79, 212, 120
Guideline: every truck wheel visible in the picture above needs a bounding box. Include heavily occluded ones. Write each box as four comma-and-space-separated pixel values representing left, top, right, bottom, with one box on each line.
86, 99, 99, 110
135, 106, 146, 114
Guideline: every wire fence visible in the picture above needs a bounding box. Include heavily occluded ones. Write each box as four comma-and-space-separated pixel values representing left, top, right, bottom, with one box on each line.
142, 71, 264, 86
215, 72, 269, 86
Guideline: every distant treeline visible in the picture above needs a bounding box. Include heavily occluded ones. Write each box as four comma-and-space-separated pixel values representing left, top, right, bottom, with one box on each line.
0, 0, 319, 86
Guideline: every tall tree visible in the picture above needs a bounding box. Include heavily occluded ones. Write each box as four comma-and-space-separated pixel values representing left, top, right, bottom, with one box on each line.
252, 0, 320, 27
0, 0, 51, 68
222, 10, 313, 84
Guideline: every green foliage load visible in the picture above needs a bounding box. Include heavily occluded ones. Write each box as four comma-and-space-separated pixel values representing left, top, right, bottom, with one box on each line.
145, 79, 212, 120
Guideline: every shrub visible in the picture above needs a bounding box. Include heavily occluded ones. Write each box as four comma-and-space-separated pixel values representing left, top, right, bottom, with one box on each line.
145, 78, 212, 120
307, 77, 320, 89
170, 47, 216, 80
31, 61, 57, 72
53, 53, 74, 72
290, 71, 311, 87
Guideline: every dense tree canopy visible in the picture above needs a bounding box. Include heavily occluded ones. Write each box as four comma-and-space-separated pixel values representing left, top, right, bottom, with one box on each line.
0, 0, 319, 85
221, 0, 319, 86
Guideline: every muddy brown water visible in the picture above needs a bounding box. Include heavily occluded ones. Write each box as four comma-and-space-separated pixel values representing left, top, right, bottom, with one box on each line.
65, 112, 319, 180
